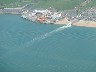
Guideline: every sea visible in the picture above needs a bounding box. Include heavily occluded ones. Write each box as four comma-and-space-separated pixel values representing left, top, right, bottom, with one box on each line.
0, 14, 96, 72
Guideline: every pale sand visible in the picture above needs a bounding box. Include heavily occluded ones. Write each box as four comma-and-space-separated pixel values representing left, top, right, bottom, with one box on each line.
55, 18, 96, 28
72, 20, 96, 28
55, 18, 70, 25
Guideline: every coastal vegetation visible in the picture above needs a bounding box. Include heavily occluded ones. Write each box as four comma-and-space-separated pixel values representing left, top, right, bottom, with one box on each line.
1, 0, 95, 10
0, 0, 96, 27
77, 0, 96, 13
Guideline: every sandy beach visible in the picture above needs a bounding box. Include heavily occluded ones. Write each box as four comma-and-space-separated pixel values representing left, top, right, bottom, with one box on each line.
72, 20, 96, 28
55, 18, 70, 25
55, 17, 96, 28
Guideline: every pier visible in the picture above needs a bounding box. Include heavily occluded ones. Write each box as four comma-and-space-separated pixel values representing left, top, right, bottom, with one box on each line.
0, 4, 30, 14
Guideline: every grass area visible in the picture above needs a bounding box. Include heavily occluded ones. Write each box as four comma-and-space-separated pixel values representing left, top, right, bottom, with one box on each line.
0, 0, 31, 8
32, 0, 84, 10
0, 0, 83, 10
0, 0, 96, 10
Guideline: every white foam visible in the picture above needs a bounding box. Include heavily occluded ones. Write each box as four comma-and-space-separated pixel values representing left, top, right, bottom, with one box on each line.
3, 22, 72, 55
24, 22, 72, 47
34, 23, 71, 41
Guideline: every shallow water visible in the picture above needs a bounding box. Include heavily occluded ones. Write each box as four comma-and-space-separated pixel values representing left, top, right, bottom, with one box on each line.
0, 14, 96, 72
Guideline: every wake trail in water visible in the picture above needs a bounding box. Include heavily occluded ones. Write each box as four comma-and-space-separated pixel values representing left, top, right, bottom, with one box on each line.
3, 22, 72, 56
22, 22, 72, 48
33, 22, 71, 40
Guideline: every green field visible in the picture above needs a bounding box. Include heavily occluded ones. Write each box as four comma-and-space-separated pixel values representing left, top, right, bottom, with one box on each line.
32, 0, 84, 10
0, 0, 96, 10
0, 0, 83, 10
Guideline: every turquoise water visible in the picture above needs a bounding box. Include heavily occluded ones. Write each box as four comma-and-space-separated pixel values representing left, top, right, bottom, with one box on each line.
0, 14, 96, 72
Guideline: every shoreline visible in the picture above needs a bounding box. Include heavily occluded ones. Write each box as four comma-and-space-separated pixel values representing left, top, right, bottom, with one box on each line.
55, 18, 70, 25
72, 20, 96, 28
55, 18, 96, 28
0, 8, 22, 14
0, 4, 28, 14
0, 6, 96, 28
